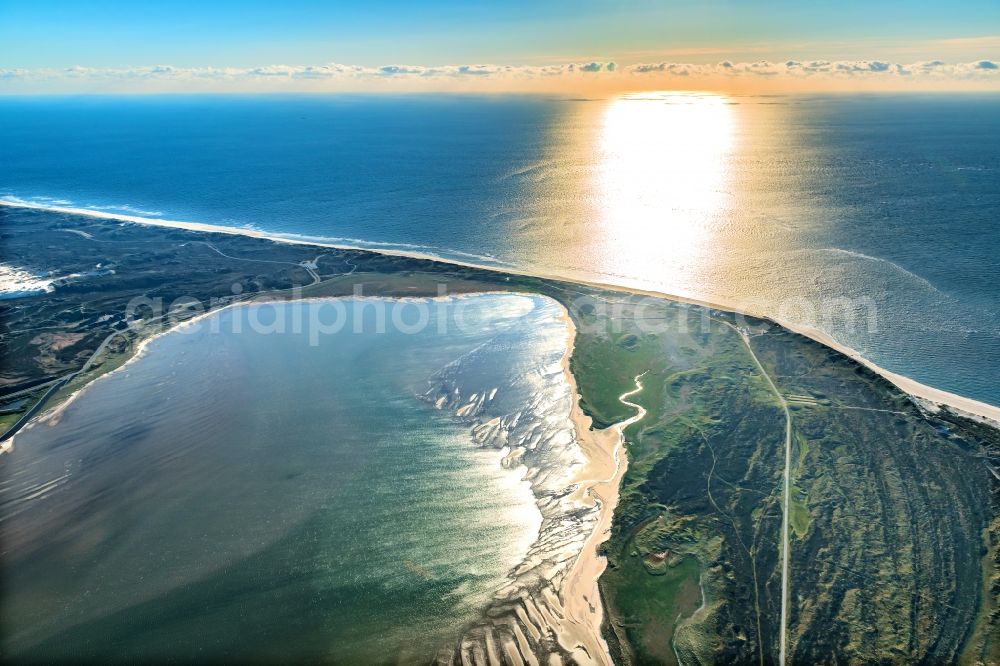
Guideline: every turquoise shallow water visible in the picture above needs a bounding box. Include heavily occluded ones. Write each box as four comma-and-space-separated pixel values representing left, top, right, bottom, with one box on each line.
0, 295, 572, 663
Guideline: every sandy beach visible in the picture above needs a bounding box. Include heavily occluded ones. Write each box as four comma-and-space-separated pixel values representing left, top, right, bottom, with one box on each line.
776, 321, 1000, 426
555, 307, 648, 666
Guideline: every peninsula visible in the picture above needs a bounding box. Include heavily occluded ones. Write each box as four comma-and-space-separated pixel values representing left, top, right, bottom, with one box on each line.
1, 205, 997, 665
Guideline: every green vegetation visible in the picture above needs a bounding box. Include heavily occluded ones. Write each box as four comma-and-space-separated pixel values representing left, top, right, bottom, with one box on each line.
568, 299, 999, 665
570, 301, 788, 664
750, 329, 995, 664
0, 207, 538, 438
788, 485, 811, 540
603, 551, 702, 666
0, 412, 19, 432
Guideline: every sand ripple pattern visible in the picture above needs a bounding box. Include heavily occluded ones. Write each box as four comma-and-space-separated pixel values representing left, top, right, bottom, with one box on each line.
422, 298, 605, 665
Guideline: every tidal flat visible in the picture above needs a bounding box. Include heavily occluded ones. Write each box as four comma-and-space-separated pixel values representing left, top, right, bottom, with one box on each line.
1, 206, 998, 665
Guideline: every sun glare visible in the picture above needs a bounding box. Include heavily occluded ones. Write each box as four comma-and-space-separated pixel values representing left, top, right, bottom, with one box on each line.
594, 92, 734, 283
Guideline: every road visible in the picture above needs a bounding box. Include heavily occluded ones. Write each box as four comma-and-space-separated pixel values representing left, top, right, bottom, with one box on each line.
710, 318, 792, 666
187, 241, 323, 284
736, 328, 792, 666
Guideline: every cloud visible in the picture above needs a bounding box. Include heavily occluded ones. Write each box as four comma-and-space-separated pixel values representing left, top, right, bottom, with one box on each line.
2, 57, 999, 92
0, 68, 29, 80
457, 65, 491, 76
249, 65, 296, 77
379, 65, 425, 75
623, 58, 1000, 82
630, 62, 692, 75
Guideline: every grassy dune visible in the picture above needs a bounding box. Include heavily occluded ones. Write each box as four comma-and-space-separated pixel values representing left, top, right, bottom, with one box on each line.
568, 297, 999, 665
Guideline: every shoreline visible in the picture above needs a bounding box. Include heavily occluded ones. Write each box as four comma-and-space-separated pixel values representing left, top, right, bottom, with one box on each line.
554, 307, 626, 666
2, 244, 624, 664
7, 291, 536, 446
557, 362, 648, 666
4, 197, 997, 425
5, 202, 999, 663
7, 291, 626, 665
6, 273, 623, 661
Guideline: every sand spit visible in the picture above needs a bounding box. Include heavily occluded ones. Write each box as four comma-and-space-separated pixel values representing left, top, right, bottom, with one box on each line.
559, 366, 647, 666
776, 321, 1000, 427
5, 200, 998, 663
4, 198, 995, 425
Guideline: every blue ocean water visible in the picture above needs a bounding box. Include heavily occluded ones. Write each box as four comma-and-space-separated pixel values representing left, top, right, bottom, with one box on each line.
1, 93, 998, 405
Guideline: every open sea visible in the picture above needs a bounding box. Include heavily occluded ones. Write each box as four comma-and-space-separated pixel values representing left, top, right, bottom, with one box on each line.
1, 93, 997, 406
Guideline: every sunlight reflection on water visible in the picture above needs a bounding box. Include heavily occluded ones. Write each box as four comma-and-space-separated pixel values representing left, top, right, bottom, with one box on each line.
593, 92, 734, 285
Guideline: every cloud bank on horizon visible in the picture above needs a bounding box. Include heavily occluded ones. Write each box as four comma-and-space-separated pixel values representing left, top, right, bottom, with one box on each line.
3, 1, 1000, 93
3, 58, 1000, 94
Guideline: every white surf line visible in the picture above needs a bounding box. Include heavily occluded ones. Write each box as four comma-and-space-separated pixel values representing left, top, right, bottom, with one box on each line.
4, 197, 1000, 426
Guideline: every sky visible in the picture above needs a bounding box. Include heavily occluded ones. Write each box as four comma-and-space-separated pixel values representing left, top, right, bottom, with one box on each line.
2, 0, 999, 93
